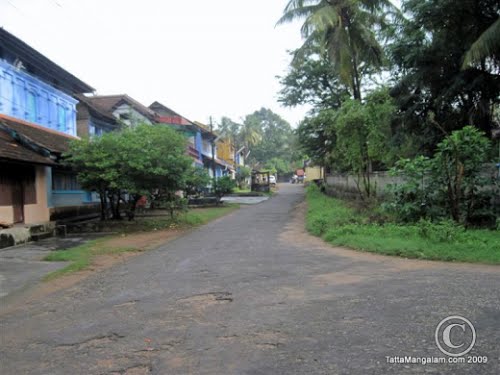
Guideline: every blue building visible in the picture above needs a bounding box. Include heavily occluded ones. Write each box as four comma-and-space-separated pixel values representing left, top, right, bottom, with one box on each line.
149, 102, 233, 179
0, 28, 96, 224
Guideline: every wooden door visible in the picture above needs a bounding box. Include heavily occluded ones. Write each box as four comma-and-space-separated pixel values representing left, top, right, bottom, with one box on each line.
12, 179, 24, 223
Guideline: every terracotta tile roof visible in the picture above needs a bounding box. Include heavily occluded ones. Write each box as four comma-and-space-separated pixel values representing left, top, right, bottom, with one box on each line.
75, 94, 118, 124
149, 101, 183, 118
0, 114, 76, 165
87, 94, 156, 120
0, 131, 57, 165
201, 154, 235, 170
193, 121, 218, 138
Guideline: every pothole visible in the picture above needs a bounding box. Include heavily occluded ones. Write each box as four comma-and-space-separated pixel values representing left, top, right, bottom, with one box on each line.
176, 292, 233, 305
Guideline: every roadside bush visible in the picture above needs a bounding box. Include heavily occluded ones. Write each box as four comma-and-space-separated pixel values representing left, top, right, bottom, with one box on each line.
306, 185, 500, 264
185, 168, 211, 197
384, 156, 441, 222
306, 184, 361, 236
385, 126, 495, 226
236, 166, 252, 189
416, 218, 465, 242
214, 176, 236, 205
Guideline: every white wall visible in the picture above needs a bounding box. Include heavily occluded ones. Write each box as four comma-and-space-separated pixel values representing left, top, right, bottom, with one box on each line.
112, 104, 152, 126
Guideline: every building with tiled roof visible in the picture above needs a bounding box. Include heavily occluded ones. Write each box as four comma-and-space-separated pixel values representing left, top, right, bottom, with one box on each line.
0, 29, 96, 225
86, 94, 157, 126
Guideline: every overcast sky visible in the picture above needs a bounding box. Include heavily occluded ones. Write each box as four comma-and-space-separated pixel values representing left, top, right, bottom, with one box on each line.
1, 0, 311, 127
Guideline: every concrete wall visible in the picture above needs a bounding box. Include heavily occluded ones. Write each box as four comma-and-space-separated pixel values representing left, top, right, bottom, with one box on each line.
23, 165, 50, 224
113, 104, 151, 126
0, 165, 50, 225
76, 103, 90, 138
326, 172, 404, 195
0, 206, 13, 223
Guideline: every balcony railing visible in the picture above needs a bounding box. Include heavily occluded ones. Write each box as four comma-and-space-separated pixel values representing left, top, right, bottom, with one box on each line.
0, 59, 77, 136
187, 144, 200, 158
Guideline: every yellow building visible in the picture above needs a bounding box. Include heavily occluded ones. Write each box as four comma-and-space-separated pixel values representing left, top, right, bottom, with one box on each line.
304, 165, 324, 181
217, 138, 235, 165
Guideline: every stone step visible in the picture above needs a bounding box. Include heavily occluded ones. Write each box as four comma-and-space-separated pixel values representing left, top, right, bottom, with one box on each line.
28, 224, 46, 235
31, 231, 54, 242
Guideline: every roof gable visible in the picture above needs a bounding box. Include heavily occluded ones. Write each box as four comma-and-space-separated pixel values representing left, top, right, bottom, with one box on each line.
0, 28, 94, 94
87, 95, 156, 120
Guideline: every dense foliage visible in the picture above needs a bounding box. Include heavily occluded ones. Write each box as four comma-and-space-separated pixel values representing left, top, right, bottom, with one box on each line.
65, 124, 193, 220
389, 0, 500, 151
278, 0, 499, 225
306, 185, 500, 264
213, 176, 236, 205
386, 127, 496, 226
216, 108, 302, 175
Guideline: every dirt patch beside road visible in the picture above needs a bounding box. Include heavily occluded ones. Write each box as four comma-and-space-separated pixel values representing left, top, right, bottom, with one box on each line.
0, 228, 187, 316
281, 200, 500, 274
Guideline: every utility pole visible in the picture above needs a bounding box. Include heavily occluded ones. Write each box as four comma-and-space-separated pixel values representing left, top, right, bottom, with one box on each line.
210, 116, 216, 192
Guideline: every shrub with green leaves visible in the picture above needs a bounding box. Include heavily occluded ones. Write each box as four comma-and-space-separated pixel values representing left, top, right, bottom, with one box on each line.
306, 184, 500, 264
185, 168, 211, 197
214, 176, 236, 205
65, 124, 193, 220
386, 126, 495, 226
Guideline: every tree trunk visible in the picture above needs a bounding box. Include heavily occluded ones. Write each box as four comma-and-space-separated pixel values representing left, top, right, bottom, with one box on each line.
99, 190, 106, 221
126, 194, 140, 221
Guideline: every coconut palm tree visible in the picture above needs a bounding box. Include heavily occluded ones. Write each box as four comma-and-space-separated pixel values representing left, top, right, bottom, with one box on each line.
462, 17, 500, 68
239, 119, 262, 150
278, 0, 399, 100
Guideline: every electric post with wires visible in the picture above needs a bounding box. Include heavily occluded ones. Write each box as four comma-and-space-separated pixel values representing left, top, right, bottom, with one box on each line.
210, 116, 216, 193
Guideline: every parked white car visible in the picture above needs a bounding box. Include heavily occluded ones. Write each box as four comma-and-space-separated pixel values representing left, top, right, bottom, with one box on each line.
269, 175, 276, 185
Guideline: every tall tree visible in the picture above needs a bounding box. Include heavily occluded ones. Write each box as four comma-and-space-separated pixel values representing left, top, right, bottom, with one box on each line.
463, 18, 500, 68
239, 116, 262, 153
65, 124, 192, 220
296, 109, 337, 166
217, 116, 242, 149
243, 108, 295, 167
278, 0, 398, 100
390, 0, 500, 151
278, 45, 349, 110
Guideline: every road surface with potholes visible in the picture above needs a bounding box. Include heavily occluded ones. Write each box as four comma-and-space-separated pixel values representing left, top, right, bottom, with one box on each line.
1, 184, 499, 374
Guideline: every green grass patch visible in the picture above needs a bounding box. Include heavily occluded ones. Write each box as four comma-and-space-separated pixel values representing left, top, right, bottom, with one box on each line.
135, 204, 240, 229
43, 239, 136, 280
43, 204, 239, 279
178, 204, 240, 226
306, 185, 500, 264
234, 187, 251, 193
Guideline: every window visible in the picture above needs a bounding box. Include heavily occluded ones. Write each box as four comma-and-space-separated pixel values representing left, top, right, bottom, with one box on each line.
89, 123, 104, 137
48, 95, 57, 127
26, 91, 37, 122
57, 104, 67, 132
52, 171, 81, 191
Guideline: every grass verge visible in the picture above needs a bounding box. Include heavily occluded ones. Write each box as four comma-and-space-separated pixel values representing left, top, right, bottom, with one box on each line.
306, 185, 500, 264
43, 204, 239, 279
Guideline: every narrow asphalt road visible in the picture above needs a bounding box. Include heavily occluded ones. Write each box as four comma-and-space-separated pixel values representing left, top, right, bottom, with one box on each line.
1, 184, 499, 375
